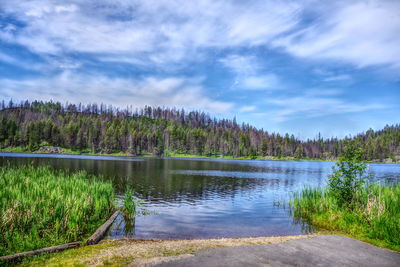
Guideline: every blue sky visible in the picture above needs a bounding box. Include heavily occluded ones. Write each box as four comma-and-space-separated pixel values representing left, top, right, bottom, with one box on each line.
0, 0, 399, 139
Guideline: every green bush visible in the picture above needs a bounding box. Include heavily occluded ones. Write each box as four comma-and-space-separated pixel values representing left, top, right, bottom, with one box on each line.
328, 142, 372, 208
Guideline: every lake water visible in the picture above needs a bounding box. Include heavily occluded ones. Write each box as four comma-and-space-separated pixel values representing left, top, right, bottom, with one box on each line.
1, 153, 399, 239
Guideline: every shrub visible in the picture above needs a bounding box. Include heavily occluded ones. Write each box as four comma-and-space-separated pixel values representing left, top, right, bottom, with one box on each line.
328, 142, 372, 208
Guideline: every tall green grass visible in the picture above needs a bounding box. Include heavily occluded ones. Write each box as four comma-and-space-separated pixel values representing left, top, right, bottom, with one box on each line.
122, 189, 137, 219
291, 183, 400, 251
0, 165, 115, 256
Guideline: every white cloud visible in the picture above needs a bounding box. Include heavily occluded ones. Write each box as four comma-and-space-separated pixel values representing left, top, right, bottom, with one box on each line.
0, 52, 17, 64
242, 75, 280, 90
0, 0, 300, 66
304, 89, 342, 97
0, 72, 233, 114
219, 55, 281, 90
54, 5, 78, 14
274, 1, 400, 68
239, 105, 256, 113
312, 68, 352, 82
24, 4, 78, 18
1, 0, 398, 71
258, 90, 385, 122
0, 52, 46, 71
219, 55, 260, 76
323, 74, 351, 82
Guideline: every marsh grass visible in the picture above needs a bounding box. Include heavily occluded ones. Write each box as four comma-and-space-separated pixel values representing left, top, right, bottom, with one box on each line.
122, 189, 137, 219
0, 165, 115, 256
291, 183, 400, 251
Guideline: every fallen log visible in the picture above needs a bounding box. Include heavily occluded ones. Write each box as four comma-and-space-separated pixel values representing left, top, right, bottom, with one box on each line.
86, 210, 120, 245
0, 242, 80, 261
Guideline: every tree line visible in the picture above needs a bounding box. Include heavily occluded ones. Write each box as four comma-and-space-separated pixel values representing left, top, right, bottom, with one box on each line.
0, 100, 399, 161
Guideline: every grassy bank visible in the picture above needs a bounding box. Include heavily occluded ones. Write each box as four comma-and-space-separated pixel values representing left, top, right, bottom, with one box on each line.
291, 184, 400, 251
0, 166, 115, 257
291, 143, 400, 251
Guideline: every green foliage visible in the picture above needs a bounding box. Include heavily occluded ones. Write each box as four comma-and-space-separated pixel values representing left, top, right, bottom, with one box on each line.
0, 165, 115, 256
291, 144, 400, 251
327, 142, 372, 208
120, 189, 140, 236
122, 189, 137, 219
291, 184, 400, 251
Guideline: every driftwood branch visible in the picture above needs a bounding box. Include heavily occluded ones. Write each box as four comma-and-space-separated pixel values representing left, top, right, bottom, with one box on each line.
0, 242, 80, 261
86, 210, 119, 245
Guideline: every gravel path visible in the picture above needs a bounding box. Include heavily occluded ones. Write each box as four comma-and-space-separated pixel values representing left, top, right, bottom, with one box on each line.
154, 235, 400, 267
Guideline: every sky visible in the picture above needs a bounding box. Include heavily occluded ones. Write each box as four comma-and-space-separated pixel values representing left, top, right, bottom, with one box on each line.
0, 0, 399, 139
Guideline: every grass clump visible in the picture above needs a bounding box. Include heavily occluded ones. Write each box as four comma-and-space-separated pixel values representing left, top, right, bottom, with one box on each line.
0, 165, 115, 256
291, 142, 400, 251
122, 189, 137, 219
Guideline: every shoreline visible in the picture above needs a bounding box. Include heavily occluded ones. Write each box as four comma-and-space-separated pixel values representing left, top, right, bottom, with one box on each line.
0, 147, 397, 164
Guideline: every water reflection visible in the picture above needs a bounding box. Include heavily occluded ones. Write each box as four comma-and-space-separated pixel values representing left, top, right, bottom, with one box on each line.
0, 153, 399, 239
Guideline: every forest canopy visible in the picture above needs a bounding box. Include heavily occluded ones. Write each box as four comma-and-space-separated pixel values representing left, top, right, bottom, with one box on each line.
0, 100, 399, 161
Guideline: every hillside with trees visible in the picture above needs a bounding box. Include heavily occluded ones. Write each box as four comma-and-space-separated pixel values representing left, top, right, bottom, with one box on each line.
0, 100, 399, 162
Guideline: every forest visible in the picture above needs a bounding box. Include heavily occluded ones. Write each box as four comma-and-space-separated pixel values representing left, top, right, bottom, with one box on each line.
0, 100, 399, 161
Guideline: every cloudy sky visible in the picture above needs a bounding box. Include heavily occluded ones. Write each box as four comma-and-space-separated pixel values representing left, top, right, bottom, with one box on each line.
0, 0, 399, 139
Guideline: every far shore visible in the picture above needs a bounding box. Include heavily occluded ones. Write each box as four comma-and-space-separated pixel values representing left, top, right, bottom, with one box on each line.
0, 146, 400, 164
0, 146, 398, 164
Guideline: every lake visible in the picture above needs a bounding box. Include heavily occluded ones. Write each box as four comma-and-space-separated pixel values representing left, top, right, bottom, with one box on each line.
1, 153, 399, 239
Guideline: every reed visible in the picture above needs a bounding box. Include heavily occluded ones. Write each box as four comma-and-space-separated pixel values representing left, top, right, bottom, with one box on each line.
122, 189, 137, 219
291, 183, 400, 251
0, 165, 115, 256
